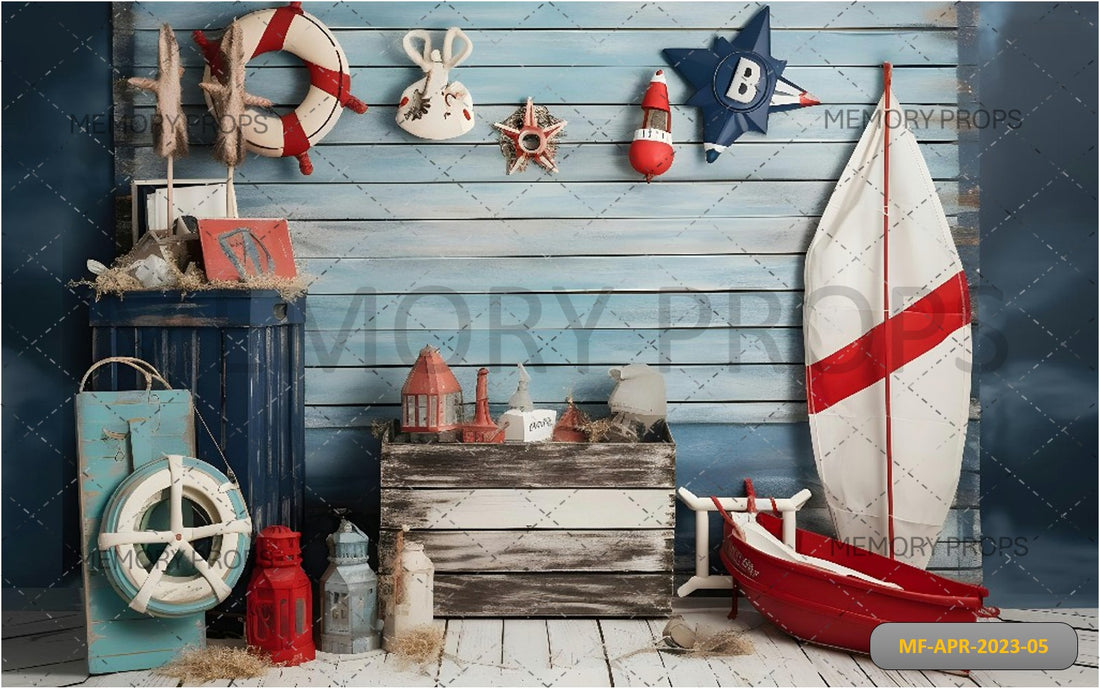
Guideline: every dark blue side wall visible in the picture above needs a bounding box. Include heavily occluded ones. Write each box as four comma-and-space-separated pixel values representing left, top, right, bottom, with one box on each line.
1, 2, 115, 592
976, 2, 1098, 607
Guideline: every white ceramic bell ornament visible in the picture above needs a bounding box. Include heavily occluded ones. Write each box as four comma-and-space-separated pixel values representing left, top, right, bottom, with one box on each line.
396, 28, 475, 140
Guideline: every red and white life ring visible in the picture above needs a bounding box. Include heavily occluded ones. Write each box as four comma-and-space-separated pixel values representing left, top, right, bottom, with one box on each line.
195, 2, 367, 175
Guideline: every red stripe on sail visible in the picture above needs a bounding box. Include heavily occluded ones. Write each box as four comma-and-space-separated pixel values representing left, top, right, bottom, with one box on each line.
806, 270, 971, 415
254, 3, 303, 57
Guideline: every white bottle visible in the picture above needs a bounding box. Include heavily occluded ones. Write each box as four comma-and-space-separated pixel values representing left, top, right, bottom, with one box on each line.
382, 541, 434, 650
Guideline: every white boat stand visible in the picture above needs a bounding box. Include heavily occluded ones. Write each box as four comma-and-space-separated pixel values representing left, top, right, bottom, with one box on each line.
676, 486, 812, 597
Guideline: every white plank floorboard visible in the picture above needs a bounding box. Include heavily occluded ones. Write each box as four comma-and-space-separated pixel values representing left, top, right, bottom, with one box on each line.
998, 609, 1098, 631
501, 619, 553, 686
672, 603, 780, 687
5, 607, 1099, 687
1075, 629, 1097, 667
600, 619, 669, 687
970, 666, 1098, 687
375, 652, 440, 687
436, 619, 504, 687
650, 622, 721, 688
850, 652, 935, 688
545, 619, 611, 687
799, 641, 873, 687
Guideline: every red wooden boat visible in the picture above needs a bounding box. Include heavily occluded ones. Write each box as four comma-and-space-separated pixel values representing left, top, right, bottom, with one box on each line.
711, 482, 996, 654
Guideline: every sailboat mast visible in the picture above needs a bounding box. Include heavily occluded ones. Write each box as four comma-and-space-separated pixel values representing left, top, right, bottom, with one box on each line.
882, 62, 896, 560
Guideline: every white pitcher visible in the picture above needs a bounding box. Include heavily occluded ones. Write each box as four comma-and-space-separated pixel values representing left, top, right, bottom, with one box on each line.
396, 28, 474, 140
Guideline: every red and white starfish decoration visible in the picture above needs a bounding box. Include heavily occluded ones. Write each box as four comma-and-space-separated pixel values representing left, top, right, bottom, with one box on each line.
493, 98, 568, 174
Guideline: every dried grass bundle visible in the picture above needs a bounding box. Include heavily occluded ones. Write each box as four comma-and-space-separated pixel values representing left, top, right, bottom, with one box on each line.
74, 260, 311, 301
389, 625, 445, 669
155, 645, 272, 684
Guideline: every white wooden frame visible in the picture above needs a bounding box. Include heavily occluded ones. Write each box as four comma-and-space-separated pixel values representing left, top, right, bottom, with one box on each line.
676, 486, 812, 596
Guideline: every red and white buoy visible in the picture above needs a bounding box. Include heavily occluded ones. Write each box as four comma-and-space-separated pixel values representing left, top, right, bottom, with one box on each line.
628, 70, 675, 182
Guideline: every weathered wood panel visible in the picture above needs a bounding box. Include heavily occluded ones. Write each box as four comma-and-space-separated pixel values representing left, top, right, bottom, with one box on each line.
378, 529, 674, 573
433, 573, 673, 617
381, 440, 675, 489
381, 489, 675, 530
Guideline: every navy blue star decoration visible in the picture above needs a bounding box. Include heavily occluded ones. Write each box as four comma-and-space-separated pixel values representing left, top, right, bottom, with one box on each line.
663, 6, 819, 163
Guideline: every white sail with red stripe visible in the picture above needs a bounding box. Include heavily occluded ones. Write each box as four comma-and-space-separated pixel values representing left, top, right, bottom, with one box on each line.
804, 64, 972, 569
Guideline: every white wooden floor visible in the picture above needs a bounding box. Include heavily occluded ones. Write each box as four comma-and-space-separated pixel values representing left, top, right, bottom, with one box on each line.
3, 603, 1096, 687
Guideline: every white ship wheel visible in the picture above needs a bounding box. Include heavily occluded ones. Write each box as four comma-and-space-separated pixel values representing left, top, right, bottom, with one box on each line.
98, 454, 252, 617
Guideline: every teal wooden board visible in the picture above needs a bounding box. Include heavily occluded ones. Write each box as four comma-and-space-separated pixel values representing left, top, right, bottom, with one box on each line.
119, 104, 965, 146
285, 217, 971, 259
125, 65, 960, 107
303, 363, 805, 405
76, 390, 205, 673
304, 327, 803, 367
226, 181, 963, 220
131, 28, 960, 68
126, 142, 961, 184
127, 2, 961, 30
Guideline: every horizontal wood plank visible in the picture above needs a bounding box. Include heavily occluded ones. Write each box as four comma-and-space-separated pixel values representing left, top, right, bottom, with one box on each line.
221, 181, 964, 221
121, 66, 960, 108
124, 141, 961, 184
307, 401, 809, 426
378, 529, 674, 573
130, 29, 959, 68
307, 327, 805, 368
117, 104, 965, 147
305, 363, 805, 405
126, 2, 959, 30
381, 438, 674, 488
304, 291, 800, 330
380, 488, 674, 530
284, 216, 974, 260
433, 573, 673, 617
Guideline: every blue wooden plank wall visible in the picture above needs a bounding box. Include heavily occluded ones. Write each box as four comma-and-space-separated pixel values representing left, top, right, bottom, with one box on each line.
114, 2, 981, 583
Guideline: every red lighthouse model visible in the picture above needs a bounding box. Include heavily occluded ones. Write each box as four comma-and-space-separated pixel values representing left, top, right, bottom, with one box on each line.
246, 526, 316, 666
628, 70, 675, 181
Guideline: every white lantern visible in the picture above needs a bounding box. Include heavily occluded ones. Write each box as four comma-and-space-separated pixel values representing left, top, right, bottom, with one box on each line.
320, 519, 381, 653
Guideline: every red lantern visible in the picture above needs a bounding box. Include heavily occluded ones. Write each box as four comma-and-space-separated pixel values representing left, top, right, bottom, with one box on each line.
246, 526, 316, 666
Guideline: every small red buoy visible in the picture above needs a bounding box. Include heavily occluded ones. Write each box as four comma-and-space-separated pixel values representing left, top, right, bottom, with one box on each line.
629, 70, 675, 182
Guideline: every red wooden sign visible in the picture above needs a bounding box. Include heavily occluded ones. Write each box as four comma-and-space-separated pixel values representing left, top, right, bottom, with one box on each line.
197, 218, 297, 281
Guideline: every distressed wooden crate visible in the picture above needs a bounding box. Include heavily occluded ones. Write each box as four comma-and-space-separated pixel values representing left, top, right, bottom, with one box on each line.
380, 422, 676, 617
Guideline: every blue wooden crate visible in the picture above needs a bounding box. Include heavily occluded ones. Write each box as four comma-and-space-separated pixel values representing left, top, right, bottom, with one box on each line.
89, 290, 306, 535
